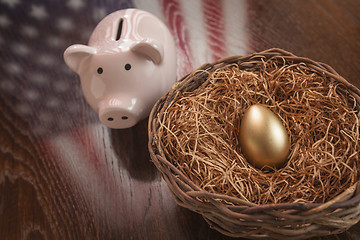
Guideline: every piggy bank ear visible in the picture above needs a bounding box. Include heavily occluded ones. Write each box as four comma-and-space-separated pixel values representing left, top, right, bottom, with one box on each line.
131, 40, 164, 65
64, 44, 97, 73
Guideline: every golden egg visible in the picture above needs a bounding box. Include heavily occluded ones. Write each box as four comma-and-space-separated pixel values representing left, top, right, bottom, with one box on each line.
239, 104, 290, 169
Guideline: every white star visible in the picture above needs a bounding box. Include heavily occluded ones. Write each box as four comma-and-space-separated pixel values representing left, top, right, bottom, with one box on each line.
53, 81, 70, 93
29, 72, 46, 85
24, 89, 40, 101
57, 17, 73, 31
37, 54, 56, 66
46, 98, 60, 108
67, 0, 84, 11
30, 5, 48, 20
0, 14, 11, 27
0, 0, 20, 8
93, 7, 107, 21
11, 42, 30, 56
47, 36, 63, 48
21, 25, 39, 38
7, 62, 22, 75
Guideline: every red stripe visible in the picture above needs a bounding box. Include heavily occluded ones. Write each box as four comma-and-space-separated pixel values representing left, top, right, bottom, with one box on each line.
71, 126, 100, 166
203, 0, 226, 61
162, 0, 193, 78
244, 0, 259, 52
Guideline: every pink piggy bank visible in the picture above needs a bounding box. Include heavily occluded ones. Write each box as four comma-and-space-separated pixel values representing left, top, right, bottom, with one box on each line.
64, 9, 176, 129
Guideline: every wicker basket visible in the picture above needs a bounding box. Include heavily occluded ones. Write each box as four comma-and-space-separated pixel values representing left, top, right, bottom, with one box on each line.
148, 48, 360, 239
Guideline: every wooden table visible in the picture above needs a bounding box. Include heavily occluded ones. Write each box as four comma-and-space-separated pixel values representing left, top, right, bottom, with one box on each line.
1, 0, 359, 239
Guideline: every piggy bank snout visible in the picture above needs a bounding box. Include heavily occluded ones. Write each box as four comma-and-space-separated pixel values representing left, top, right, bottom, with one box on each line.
99, 108, 134, 129
98, 99, 145, 129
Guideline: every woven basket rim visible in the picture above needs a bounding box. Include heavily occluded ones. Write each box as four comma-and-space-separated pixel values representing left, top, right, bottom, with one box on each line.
172, 48, 360, 102
148, 48, 360, 239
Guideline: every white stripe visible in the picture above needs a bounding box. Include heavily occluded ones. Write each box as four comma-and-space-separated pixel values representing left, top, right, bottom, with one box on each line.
49, 125, 118, 191
224, 0, 249, 56
135, 0, 207, 69
180, 0, 208, 68
132, 0, 164, 22
133, 0, 249, 65
49, 124, 127, 214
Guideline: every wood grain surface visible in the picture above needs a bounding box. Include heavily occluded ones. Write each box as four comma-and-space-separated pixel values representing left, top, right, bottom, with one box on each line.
0, 0, 360, 239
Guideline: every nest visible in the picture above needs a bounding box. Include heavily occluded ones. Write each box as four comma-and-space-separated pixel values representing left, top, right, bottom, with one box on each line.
148, 48, 360, 239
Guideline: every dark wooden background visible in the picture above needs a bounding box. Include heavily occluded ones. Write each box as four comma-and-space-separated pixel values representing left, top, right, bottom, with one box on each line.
1, 0, 360, 239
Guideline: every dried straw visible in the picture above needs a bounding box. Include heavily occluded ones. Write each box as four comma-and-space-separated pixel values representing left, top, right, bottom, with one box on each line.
157, 58, 360, 205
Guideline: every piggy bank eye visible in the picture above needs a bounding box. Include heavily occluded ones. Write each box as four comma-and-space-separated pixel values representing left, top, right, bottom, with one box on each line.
97, 67, 103, 74
124, 64, 131, 71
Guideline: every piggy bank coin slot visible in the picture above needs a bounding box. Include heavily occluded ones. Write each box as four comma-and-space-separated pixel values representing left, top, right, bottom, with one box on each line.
116, 18, 124, 41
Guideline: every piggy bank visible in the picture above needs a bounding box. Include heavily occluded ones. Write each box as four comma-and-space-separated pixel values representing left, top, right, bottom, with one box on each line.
64, 9, 176, 129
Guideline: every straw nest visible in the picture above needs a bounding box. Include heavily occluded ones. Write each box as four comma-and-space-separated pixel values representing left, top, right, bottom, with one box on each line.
156, 52, 360, 205
148, 48, 360, 239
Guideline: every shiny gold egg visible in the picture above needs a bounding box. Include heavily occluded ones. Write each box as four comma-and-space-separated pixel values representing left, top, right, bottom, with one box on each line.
239, 104, 290, 169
